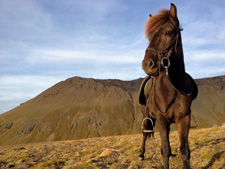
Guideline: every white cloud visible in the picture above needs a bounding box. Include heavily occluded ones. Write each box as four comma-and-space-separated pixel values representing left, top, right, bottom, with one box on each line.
0, 0, 53, 40
1, 0, 225, 113
0, 75, 59, 90
186, 65, 225, 79
185, 50, 225, 78
0, 75, 62, 113
0, 75, 61, 99
185, 51, 225, 62
178, 0, 225, 78
0, 68, 146, 113
24, 47, 144, 65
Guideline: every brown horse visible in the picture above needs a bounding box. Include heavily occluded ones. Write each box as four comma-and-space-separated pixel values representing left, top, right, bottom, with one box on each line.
138, 3, 198, 169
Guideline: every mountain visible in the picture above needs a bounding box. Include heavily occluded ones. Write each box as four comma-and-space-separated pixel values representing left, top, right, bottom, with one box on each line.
0, 75, 225, 145
193, 76, 225, 128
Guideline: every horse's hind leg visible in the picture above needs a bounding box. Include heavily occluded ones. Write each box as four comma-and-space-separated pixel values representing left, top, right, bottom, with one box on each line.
176, 114, 191, 169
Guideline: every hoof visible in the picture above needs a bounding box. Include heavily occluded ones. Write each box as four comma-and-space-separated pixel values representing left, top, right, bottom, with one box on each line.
138, 154, 144, 161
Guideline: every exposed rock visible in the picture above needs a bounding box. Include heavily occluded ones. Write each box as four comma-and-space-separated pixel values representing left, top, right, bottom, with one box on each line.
212, 124, 218, 128
99, 148, 113, 157
13, 147, 25, 152
5, 123, 13, 130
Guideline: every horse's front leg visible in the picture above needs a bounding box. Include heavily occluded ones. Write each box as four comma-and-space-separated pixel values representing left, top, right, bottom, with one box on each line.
176, 114, 191, 169
157, 114, 171, 169
139, 133, 148, 160
139, 105, 149, 160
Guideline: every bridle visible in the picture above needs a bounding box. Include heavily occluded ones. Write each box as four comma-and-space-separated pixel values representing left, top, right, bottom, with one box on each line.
146, 20, 183, 75
141, 20, 195, 133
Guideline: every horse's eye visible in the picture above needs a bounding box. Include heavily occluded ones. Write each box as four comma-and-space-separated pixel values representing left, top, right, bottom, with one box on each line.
165, 31, 171, 36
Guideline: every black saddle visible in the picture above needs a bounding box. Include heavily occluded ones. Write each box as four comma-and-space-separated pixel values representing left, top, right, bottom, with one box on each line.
139, 73, 198, 106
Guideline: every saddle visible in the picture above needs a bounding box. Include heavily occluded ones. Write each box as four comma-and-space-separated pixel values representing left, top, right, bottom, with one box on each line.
139, 73, 198, 106
139, 76, 152, 105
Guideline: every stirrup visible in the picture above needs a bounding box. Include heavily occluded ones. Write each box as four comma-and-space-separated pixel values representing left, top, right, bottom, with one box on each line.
141, 117, 154, 133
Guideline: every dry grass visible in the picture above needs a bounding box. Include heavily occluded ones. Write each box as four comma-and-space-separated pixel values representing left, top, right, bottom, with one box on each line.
0, 126, 225, 169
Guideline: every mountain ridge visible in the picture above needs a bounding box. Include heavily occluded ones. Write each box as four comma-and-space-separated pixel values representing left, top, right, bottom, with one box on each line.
0, 75, 225, 145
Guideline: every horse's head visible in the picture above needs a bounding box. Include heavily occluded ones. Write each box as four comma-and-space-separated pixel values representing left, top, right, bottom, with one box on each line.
142, 3, 182, 76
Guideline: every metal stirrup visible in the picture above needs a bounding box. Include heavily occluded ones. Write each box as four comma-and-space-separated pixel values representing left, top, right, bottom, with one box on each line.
141, 117, 154, 133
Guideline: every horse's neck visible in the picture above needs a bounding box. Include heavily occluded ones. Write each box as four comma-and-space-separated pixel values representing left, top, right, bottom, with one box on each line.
169, 35, 186, 82
169, 56, 185, 81
168, 35, 190, 92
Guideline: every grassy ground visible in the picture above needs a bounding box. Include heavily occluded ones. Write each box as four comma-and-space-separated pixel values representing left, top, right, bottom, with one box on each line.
0, 126, 225, 169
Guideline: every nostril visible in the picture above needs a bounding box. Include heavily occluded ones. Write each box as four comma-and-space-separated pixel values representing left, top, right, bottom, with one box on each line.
149, 59, 155, 68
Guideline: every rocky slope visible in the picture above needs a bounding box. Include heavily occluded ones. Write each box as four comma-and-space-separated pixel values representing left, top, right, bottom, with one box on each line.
0, 126, 224, 168
0, 75, 224, 145
193, 76, 225, 128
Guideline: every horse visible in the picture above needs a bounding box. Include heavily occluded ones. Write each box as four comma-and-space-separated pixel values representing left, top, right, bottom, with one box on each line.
138, 3, 198, 169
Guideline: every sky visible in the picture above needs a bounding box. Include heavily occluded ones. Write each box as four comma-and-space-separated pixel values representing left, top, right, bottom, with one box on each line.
0, 0, 225, 113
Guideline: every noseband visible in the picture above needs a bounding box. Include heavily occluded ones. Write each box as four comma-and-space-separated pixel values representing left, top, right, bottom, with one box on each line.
146, 21, 182, 74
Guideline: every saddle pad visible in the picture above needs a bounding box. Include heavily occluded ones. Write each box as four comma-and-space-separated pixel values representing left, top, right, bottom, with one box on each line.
172, 73, 198, 100
185, 73, 198, 100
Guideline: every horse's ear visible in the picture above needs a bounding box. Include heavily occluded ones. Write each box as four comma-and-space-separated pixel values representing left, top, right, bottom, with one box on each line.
169, 3, 177, 19
149, 14, 152, 17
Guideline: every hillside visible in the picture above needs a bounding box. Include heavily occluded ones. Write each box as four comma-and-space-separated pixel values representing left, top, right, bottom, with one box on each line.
0, 75, 225, 145
0, 126, 224, 168
0, 77, 142, 146
193, 76, 225, 128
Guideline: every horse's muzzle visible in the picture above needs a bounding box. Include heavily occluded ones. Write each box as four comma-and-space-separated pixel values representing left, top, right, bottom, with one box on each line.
142, 58, 159, 76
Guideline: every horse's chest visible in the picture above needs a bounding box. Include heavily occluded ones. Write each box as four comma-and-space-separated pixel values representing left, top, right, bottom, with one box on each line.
148, 76, 177, 114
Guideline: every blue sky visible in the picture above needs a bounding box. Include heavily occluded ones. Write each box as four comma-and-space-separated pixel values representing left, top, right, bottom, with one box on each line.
0, 0, 225, 113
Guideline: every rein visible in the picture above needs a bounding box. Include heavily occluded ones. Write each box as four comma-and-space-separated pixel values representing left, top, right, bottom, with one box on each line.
141, 20, 196, 133
146, 33, 179, 59
146, 21, 182, 76
146, 22, 194, 97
